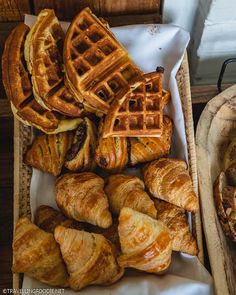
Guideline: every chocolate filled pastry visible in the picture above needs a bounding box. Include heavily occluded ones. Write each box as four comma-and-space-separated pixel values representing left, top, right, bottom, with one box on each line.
65, 118, 97, 171
24, 131, 73, 176
105, 174, 157, 218
12, 217, 69, 287
129, 116, 173, 165
35, 205, 84, 233
56, 172, 112, 228
54, 226, 124, 290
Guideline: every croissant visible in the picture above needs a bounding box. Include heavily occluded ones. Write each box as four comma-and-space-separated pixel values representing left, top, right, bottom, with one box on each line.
24, 131, 73, 176
35, 205, 84, 233
105, 174, 157, 218
130, 116, 173, 165
154, 199, 198, 255
12, 217, 68, 287
54, 226, 124, 290
85, 218, 121, 252
143, 158, 199, 212
118, 207, 172, 273
65, 118, 97, 171
56, 172, 112, 228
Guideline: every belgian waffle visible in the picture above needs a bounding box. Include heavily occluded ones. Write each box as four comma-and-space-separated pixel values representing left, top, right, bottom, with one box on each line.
2, 23, 84, 134
102, 71, 168, 137
64, 7, 143, 115
24, 9, 85, 117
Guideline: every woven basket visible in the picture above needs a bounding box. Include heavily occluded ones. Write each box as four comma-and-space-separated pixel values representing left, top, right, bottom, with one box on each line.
13, 52, 203, 289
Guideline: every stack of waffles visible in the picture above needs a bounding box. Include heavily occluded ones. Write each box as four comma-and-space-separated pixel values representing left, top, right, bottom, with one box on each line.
2, 7, 171, 137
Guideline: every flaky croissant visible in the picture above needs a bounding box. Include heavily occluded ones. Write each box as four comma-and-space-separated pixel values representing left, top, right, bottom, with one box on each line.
130, 116, 172, 165
24, 131, 73, 176
35, 205, 84, 233
65, 118, 97, 171
143, 158, 199, 212
56, 172, 112, 228
54, 226, 124, 291
105, 174, 157, 218
154, 199, 198, 255
12, 217, 68, 287
118, 207, 172, 273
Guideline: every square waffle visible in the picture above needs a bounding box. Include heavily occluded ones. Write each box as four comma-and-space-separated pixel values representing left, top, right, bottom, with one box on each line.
2, 23, 84, 134
24, 9, 85, 117
102, 71, 170, 137
64, 7, 143, 115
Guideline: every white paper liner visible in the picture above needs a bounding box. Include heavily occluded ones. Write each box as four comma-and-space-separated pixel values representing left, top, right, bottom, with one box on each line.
22, 15, 214, 295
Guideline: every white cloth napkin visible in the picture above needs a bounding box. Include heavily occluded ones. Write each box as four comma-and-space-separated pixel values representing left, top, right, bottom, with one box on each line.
23, 15, 214, 295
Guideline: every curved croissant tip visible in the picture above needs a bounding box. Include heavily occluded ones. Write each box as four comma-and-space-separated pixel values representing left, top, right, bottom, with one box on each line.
156, 66, 164, 73
54, 225, 66, 241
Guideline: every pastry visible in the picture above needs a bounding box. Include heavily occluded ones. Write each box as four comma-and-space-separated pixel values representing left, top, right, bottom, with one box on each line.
54, 226, 124, 290
24, 131, 73, 176
24, 9, 85, 117
214, 172, 236, 241
64, 7, 142, 115
35, 205, 84, 233
85, 218, 121, 252
129, 116, 173, 165
105, 174, 157, 218
95, 120, 128, 172
12, 217, 68, 287
154, 199, 198, 255
143, 158, 199, 212
102, 71, 169, 138
118, 207, 172, 273
65, 117, 97, 171
56, 172, 112, 228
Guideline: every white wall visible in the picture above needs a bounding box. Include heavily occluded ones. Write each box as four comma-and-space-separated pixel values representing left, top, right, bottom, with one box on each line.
164, 0, 236, 85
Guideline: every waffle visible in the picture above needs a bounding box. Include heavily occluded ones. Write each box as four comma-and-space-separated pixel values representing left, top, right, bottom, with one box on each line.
24, 9, 85, 117
102, 72, 168, 138
2, 23, 84, 134
64, 7, 143, 115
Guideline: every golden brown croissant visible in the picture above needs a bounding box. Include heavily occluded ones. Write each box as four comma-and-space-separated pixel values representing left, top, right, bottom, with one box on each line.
35, 205, 84, 233
154, 199, 198, 255
143, 158, 199, 212
85, 218, 121, 252
118, 207, 172, 273
24, 131, 73, 176
56, 172, 112, 228
54, 226, 124, 291
12, 217, 68, 287
95, 121, 129, 172
65, 118, 97, 172
130, 116, 173, 165
105, 174, 157, 218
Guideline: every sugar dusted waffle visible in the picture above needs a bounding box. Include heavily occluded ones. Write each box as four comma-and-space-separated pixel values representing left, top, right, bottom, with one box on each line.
2, 23, 84, 134
64, 7, 143, 115
24, 9, 85, 117
102, 71, 169, 138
